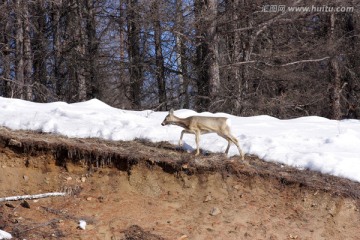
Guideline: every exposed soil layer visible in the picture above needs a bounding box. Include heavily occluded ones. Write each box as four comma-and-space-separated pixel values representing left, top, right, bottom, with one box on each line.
0, 127, 360, 240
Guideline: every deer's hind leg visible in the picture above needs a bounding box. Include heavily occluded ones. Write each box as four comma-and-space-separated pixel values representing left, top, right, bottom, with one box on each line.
220, 133, 244, 160
194, 130, 201, 155
229, 134, 244, 160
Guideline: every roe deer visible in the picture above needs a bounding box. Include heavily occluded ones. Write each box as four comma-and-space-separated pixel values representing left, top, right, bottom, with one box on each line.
161, 109, 244, 160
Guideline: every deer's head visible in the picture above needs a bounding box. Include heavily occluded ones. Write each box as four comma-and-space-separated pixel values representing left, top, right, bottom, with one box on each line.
161, 109, 175, 126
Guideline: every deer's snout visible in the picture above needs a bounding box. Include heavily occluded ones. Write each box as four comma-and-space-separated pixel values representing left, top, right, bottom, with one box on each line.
161, 122, 165, 126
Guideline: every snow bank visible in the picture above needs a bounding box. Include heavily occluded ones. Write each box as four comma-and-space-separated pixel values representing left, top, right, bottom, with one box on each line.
1, 97, 360, 182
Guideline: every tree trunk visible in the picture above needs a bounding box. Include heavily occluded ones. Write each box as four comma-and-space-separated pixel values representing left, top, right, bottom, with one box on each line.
15, 0, 24, 99
35, 1, 50, 102
23, 1, 33, 100
329, 12, 342, 120
75, 0, 87, 101
153, 1, 166, 110
126, 0, 143, 109
52, 1, 63, 100
207, 0, 220, 101
0, 0, 11, 97
225, 0, 242, 114
194, 0, 220, 112
85, 0, 98, 99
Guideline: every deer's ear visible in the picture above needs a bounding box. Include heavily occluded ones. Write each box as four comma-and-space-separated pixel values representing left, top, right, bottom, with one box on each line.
169, 109, 174, 115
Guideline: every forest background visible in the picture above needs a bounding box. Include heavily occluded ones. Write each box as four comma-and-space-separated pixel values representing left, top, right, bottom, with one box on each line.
0, 0, 359, 119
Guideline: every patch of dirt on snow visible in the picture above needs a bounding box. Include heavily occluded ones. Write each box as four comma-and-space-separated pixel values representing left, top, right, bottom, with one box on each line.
0, 127, 360, 240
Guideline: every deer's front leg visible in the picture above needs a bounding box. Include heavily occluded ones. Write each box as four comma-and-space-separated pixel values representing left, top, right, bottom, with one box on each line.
194, 130, 200, 155
179, 130, 186, 146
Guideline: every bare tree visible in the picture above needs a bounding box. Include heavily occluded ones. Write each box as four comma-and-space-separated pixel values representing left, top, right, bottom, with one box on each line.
23, 1, 33, 100
175, 0, 190, 109
126, 0, 143, 109
0, 0, 12, 97
15, 0, 25, 99
194, 0, 220, 111
0, 0, 359, 119
152, 0, 166, 110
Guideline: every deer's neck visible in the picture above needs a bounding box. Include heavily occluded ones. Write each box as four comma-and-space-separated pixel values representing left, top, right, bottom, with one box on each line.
172, 116, 190, 129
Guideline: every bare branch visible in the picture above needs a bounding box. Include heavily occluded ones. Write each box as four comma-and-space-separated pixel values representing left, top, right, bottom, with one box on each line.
0, 192, 66, 202
264, 56, 330, 67
220, 57, 330, 68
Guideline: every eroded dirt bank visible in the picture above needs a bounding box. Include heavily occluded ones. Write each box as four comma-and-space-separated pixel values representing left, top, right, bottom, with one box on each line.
0, 127, 360, 240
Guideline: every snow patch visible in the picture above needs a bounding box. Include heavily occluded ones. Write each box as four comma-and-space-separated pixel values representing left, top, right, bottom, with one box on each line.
1, 97, 360, 182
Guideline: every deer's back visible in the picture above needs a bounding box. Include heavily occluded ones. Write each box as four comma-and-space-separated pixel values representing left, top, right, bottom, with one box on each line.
186, 116, 229, 133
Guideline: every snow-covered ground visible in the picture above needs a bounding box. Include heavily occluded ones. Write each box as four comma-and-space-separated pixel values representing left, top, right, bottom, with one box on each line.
1, 97, 360, 183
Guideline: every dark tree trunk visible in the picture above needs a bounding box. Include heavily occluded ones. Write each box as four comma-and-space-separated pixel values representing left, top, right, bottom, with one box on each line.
153, 1, 166, 110
127, 0, 143, 109
194, 0, 220, 112
15, 0, 24, 99
85, 0, 99, 99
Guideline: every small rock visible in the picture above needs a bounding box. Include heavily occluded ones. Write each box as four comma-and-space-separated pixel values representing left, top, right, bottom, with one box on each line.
23, 175, 29, 182
21, 200, 30, 209
65, 176, 72, 181
5, 203, 15, 208
209, 207, 222, 216
178, 235, 189, 240
78, 220, 86, 230
86, 197, 92, 201
9, 139, 22, 147
204, 195, 212, 202
81, 177, 86, 183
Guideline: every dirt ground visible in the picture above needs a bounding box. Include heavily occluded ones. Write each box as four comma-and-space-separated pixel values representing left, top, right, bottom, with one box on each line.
0, 127, 360, 240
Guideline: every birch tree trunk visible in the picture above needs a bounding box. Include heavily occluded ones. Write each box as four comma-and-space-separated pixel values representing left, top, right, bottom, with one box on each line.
329, 12, 342, 120
207, 0, 220, 103
175, 0, 189, 109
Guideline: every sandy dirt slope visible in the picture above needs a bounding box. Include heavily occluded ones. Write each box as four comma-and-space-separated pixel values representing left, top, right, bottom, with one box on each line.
0, 127, 360, 240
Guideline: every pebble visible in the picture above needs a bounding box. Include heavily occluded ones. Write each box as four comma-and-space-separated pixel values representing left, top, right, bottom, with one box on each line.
21, 200, 30, 209
177, 235, 188, 240
209, 207, 221, 216
78, 220, 87, 230
204, 195, 212, 202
